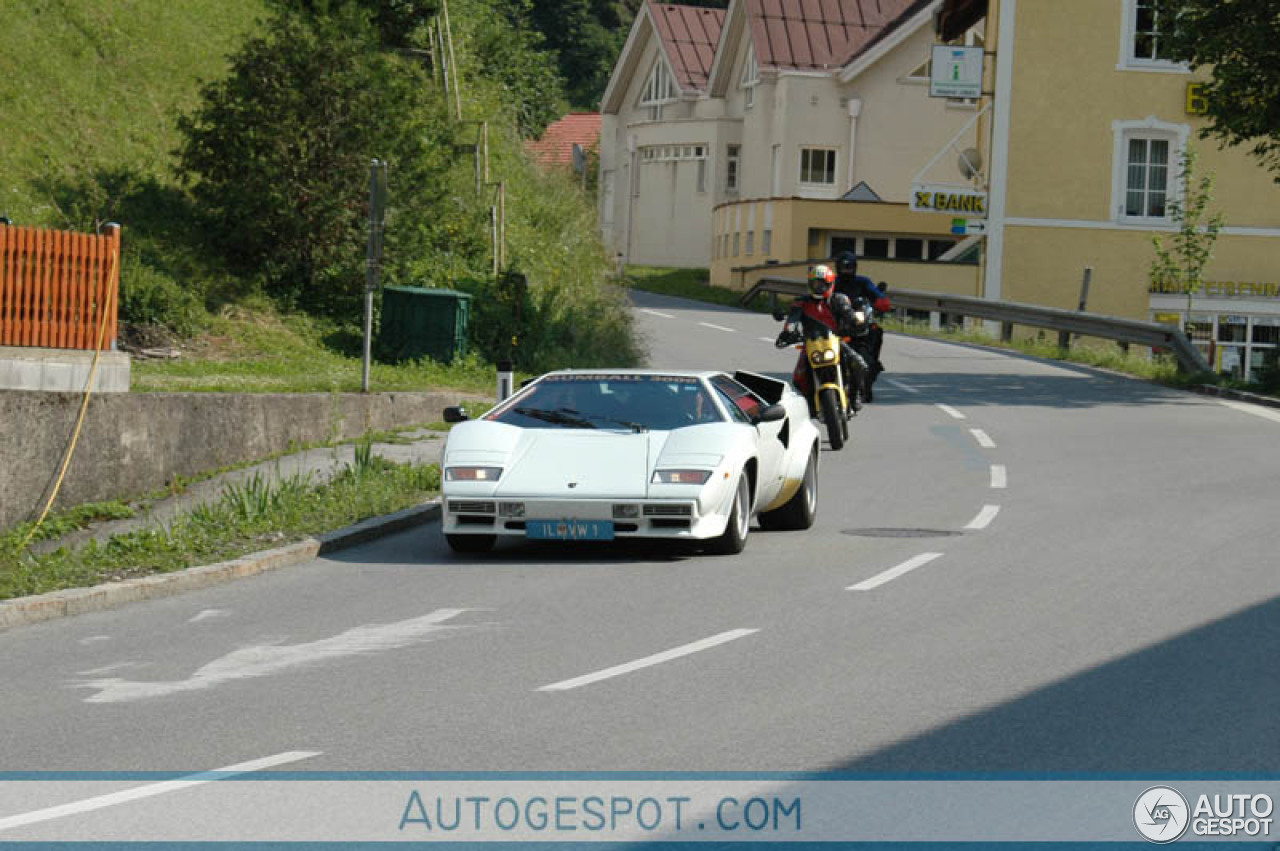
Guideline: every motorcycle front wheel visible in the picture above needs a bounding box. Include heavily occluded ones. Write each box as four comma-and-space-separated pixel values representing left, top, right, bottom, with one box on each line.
819, 387, 845, 450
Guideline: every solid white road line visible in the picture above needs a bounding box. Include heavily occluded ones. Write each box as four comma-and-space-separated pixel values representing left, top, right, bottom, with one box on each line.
538, 629, 759, 692
0, 751, 320, 833
847, 553, 944, 592
1218, 399, 1280, 425
698, 322, 736, 333
886, 379, 919, 394
970, 428, 996, 449
990, 464, 1007, 489
936, 404, 967, 420
639, 308, 675, 319
966, 505, 1001, 530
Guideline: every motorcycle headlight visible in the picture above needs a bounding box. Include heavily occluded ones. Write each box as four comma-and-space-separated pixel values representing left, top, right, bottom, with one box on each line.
445, 466, 503, 482
810, 349, 836, 365
853, 310, 867, 323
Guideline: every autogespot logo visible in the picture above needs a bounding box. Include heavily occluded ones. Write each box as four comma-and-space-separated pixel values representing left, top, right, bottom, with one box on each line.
1134, 786, 1190, 843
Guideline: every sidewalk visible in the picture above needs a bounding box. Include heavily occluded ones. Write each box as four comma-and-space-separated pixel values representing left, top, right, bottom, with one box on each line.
30, 429, 448, 555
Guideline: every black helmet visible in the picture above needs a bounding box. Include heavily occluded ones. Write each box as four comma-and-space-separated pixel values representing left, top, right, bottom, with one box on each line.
835, 251, 857, 276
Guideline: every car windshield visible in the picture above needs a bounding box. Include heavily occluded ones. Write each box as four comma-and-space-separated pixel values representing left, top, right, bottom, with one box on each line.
486, 374, 724, 431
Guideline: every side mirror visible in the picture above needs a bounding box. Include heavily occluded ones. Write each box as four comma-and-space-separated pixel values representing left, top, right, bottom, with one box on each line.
771, 309, 787, 322
443, 405, 470, 423
757, 403, 786, 423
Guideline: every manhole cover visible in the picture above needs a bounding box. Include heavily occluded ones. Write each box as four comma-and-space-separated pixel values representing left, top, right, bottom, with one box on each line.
842, 528, 963, 538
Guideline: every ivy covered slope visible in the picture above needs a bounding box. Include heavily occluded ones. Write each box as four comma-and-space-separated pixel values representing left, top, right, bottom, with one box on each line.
0, 0, 641, 375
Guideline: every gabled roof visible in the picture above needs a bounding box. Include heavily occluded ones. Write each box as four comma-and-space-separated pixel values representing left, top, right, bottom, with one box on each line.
525, 113, 601, 168
745, 0, 936, 71
650, 3, 727, 92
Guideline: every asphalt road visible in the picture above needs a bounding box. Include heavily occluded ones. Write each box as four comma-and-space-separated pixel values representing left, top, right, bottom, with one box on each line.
3, 290, 1279, 792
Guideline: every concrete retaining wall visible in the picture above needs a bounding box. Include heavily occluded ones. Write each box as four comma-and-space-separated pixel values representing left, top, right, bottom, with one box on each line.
0, 390, 474, 531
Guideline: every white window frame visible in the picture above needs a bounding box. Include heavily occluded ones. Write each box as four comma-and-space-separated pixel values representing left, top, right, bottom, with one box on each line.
798, 147, 837, 187
741, 45, 759, 110
725, 144, 741, 193
639, 59, 677, 120
1110, 117, 1189, 224
1118, 0, 1187, 73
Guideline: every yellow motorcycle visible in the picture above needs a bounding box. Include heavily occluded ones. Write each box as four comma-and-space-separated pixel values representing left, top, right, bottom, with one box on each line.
775, 309, 852, 450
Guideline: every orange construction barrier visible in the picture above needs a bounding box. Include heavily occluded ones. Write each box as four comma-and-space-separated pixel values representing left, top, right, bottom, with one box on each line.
0, 223, 120, 350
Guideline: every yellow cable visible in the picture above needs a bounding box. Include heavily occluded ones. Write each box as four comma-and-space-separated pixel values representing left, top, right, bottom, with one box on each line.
20, 244, 119, 552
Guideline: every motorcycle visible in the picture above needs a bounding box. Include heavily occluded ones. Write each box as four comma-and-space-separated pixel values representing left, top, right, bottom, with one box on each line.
774, 307, 852, 450
843, 295, 878, 403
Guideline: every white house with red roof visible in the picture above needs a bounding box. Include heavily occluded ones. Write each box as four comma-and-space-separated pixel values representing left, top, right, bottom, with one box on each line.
526, 112, 602, 171
599, 0, 984, 279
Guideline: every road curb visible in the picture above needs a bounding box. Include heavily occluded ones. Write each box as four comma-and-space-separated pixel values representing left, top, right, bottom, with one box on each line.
0, 500, 441, 633
1189, 383, 1280, 409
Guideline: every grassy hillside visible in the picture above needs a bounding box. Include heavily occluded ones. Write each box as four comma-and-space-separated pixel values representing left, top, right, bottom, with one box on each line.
0, 0, 269, 227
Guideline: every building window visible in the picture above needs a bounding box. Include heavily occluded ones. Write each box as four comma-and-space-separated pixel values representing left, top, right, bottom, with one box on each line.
895, 238, 924, 260
741, 46, 759, 110
1120, 0, 1184, 70
745, 231, 755, 255
762, 229, 772, 256
1111, 119, 1188, 222
639, 60, 676, 120
732, 232, 740, 256
862, 238, 890, 258
799, 148, 837, 185
1125, 137, 1170, 218
697, 160, 706, 193
725, 144, 741, 193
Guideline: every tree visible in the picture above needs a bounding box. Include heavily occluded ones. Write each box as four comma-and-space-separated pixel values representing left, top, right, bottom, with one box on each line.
177, 4, 460, 317
1149, 146, 1225, 325
1156, 0, 1280, 181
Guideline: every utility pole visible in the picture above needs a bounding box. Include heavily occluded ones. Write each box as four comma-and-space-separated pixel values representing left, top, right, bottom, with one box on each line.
363, 159, 387, 393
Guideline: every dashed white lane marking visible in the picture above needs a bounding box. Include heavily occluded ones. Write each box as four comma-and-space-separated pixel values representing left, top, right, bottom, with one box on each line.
698, 322, 737, 333
75, 609, 480, 703
886, 379, 919, 394
1218, 399, 1280, 425
77, 636, 110, 645
0, 751, 320, 833
189, 609, 230, 623
847, 553, 944, 591
639, 308, 675, 319
759, 336, 775, 343
990, 464, 1008, 489
970, 428, 997, 449
936, 404, 967, 420
966, 505, 1001, 530
538, 629, 759, 692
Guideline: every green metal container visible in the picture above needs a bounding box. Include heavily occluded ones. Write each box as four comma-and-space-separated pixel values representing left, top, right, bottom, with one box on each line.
378, 286, 472, 363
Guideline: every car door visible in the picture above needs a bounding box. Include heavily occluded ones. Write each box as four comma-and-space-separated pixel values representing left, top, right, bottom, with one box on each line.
709, 374, 787, 509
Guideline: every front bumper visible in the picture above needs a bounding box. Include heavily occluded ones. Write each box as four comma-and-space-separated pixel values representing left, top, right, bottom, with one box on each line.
442, 496, 726, 540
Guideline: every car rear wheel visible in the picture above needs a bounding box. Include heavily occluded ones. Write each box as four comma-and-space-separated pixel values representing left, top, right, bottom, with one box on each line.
446, 533, 495, 554
758, 446, 817, 531
708, 474, 750, 555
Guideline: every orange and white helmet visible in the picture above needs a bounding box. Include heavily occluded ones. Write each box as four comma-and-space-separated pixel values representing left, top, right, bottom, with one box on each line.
808, 263, 836, 298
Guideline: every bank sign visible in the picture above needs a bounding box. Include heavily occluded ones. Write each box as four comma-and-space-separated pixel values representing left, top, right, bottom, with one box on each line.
911, 183, 988, 217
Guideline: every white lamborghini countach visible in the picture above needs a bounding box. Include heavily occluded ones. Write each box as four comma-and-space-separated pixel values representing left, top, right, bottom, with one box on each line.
439, 369, 821, 555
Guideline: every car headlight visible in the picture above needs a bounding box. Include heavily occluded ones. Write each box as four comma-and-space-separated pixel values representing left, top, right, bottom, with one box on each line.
652, 470, 713, 484
445, 466, 503, 482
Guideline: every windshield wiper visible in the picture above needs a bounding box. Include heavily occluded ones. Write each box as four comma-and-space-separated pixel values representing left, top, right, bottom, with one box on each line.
560, 407, 648, 433
513, 406, 597, 428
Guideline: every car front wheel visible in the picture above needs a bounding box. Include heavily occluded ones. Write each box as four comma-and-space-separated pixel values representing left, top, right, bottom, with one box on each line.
708, 474, 750, 555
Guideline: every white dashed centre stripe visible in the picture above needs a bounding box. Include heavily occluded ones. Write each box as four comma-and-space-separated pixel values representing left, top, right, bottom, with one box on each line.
936, 404, 967, 420
639, 308, 675, 319
0, 751, 320, 832
970, 428, 996, 449
886, 379, 919, 394
698, 322, 736, 333
847, 553, 944, 591
966, 505, 1001, 530
538, 629, 759, 692
990, 465, 1007, 489
759, 336, 775, 343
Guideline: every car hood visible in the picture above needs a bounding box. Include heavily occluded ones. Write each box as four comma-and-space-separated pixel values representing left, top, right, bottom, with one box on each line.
446, 422, 671, 499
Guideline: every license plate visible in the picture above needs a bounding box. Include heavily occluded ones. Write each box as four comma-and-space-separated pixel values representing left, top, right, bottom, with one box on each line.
526, 519, 615, 541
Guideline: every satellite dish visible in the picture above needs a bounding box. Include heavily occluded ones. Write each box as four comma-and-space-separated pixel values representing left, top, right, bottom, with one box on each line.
958, 147, 983, 179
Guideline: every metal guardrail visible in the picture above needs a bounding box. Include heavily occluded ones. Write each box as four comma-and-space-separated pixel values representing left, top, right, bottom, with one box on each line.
740, 277, 1213, 375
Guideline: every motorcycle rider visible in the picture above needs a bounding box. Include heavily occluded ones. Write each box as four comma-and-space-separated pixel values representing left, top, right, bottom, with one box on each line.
833, 250, 891, 376
777, 263, 869, 412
